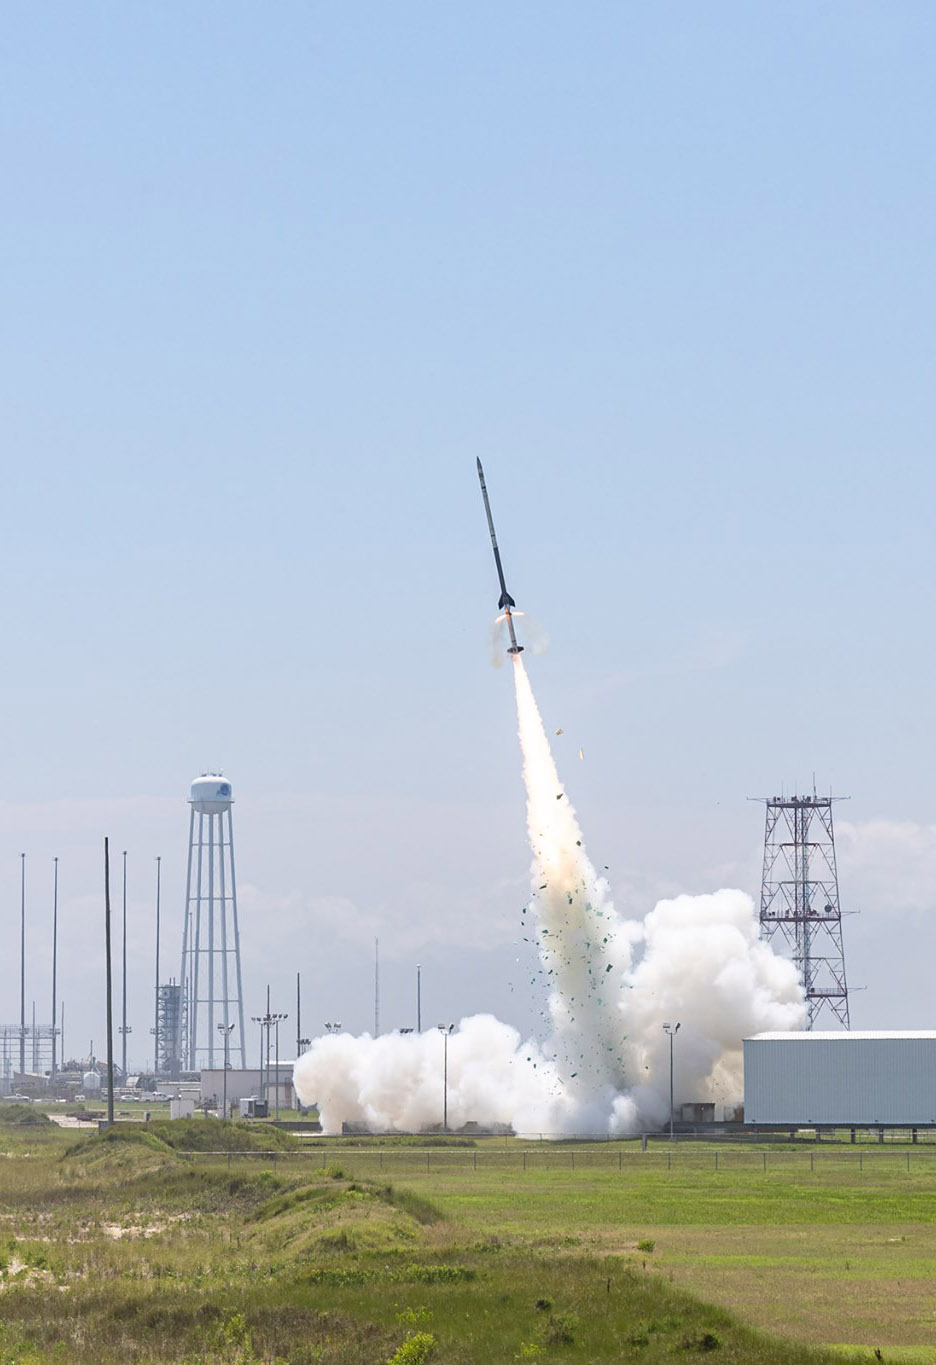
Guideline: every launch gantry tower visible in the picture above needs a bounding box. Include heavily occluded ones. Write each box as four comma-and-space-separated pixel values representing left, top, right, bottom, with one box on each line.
755, 793, 851, 1029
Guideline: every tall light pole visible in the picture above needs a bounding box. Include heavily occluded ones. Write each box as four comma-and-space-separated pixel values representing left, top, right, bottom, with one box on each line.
251, 1002, 287, 1114
265, 985, 271, 1087
104, 839, 115, 1128
153, 856, 161, 1076
374, 938, 380, 1036
119, 851, 131, 1077
217, 1022, 235, 1118
19, 853, 25, 1080
250, 1014, 266, 1104
296, 972, 302, 1060
663, 1022, 680, 1141
270, 1013, 287, 1120
437, 1024, 454, 1133
51, 857, 59, 1082
416, 964, 421, 1033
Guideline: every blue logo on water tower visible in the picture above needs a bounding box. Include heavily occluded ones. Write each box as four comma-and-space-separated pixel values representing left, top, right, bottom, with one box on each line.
218, 783, 231, 797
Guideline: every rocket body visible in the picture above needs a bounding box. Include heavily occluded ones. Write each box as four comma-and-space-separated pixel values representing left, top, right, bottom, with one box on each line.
477, 459, 524, 654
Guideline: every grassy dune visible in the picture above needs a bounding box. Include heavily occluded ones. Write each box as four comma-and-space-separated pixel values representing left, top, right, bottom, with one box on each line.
0, 1124, 930, 1361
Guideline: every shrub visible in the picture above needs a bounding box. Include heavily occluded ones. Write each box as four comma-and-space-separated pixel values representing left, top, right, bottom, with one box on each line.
401, 1264, 475, 1284
396, 1307, 430, 1326
0, 1104, 50, 1126
378, 1183, 443, 1225
637, 1238, 655, 1253
541, 1313, 578, 1346
683, 1330, 721, 1352
387, 1331, 436, 1363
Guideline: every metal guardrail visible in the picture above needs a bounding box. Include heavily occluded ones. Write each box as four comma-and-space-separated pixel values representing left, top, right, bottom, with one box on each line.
179, 1145, 936, 1174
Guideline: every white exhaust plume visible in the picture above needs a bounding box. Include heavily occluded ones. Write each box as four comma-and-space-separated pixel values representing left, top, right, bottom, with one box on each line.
295, 657, 804, 1135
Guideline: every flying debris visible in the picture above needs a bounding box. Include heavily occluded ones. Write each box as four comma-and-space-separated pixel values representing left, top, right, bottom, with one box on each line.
477, 458, 524, 655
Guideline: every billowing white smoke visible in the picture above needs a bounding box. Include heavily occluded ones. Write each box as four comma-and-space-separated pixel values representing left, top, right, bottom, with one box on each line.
295, 658, 805, 1135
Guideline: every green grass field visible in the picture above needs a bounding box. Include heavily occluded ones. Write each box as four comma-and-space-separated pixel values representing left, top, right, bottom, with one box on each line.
0, 1113, 932, 1362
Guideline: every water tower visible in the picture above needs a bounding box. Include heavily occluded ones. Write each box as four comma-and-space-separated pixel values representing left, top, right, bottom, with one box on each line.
177, 775, 246, 1071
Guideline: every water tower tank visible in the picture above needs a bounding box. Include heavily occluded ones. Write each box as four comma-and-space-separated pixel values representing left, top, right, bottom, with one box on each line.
82, 1070, 101, 1092
189, 775, 233, 814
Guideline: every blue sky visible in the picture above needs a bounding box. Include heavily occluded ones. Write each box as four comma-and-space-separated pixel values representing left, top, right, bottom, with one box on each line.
2, 3, 936, 1068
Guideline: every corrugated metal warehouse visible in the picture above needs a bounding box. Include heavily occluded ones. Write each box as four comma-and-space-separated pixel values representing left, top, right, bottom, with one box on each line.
744, 1031, 936, 1126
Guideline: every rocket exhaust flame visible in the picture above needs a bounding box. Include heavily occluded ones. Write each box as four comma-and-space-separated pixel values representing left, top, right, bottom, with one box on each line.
511, 653, 629, 1102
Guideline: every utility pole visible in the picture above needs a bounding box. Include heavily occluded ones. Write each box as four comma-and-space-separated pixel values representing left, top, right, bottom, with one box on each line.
153, 856, 161, 1075
120, 851, 132, 1076
374, 937, 380, 1036
296, 972, 301, 1059
663, 1022, 680, 1140
273, 1013, 287, 1120
19, 853, 25, 1080
218, 1022, 234, 1118
437, 1023, 454, 1132
104, 839, 115, 1128
51, 858, 59, 1082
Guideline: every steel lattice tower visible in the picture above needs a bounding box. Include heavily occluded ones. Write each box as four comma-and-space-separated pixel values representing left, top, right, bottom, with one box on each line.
176, 775, 247, 1071
756, 793, 850, 1028
156, 982, 182, 1078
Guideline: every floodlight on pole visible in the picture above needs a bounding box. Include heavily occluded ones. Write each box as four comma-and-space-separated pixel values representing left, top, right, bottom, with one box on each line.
662, 1022, 680, 1141
437, 1024, 454, 1132
19, 853, 25, 1081
270, 1013, 287, 1120
51, 857, 59, 1082
121, 851, 130, 1076
250, 1014, 268, 1103
153, 856, 161, 1075
217, 1022, 235, 1117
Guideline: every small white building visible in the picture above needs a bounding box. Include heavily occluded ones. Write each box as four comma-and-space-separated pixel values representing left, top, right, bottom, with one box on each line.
744, 1031, 936, 1126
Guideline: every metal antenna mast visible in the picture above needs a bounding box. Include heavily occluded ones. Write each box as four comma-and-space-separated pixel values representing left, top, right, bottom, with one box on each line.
754, 791, 851, 1028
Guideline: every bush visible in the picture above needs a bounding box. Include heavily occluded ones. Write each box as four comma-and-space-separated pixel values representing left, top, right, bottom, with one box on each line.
388, 1331, 436, 1363
63, 1127, 174, 1160
0, 1104, 50, 1127
683, 1330, 722, 1352
148, 1119, 300, 1152
541, 1313, 578, 1346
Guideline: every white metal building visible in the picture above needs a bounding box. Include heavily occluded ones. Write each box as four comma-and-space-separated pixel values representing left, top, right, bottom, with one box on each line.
744, 1031, 936, 1126
199, 1065, 296, 1116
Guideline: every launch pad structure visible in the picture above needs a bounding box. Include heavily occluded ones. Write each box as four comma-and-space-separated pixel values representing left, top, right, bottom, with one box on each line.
755, 793, 851, 1028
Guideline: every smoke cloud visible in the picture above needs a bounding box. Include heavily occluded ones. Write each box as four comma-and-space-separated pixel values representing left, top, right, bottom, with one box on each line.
295, 658, 804, 1135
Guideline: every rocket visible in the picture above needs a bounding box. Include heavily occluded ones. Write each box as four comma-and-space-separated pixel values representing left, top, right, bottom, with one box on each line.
476, 458, 524, 654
